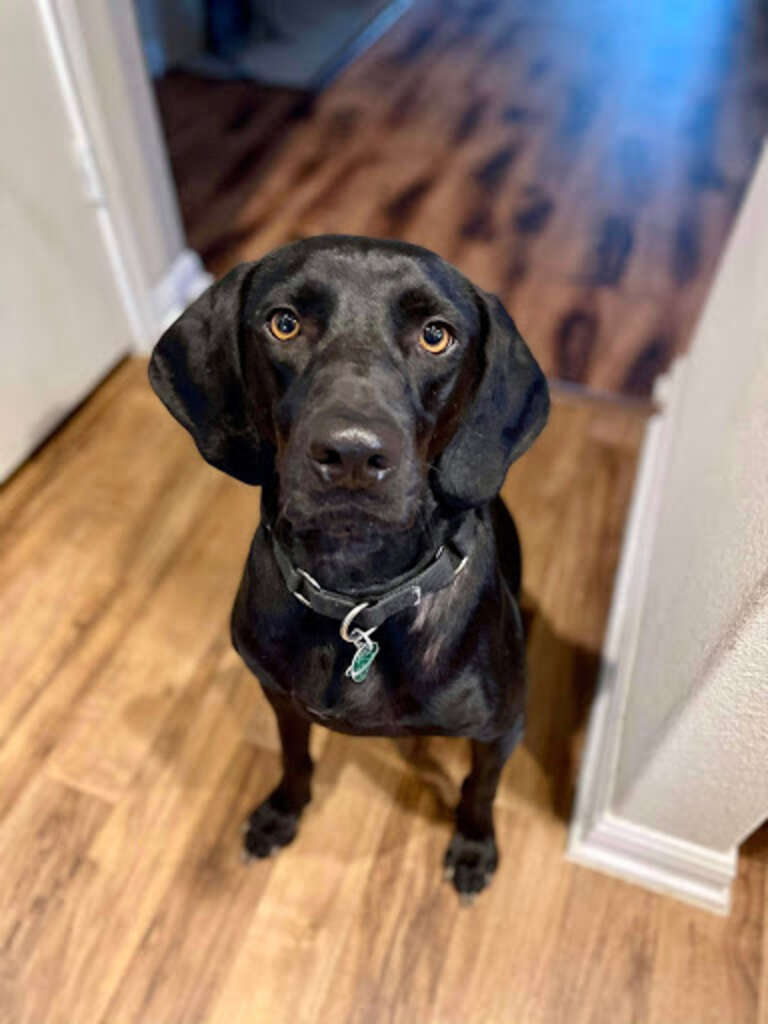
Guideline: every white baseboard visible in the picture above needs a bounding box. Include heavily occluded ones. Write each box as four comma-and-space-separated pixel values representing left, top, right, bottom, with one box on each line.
568, 813, 736, 914
567, 356, 738, 915
145, 249, 213, 346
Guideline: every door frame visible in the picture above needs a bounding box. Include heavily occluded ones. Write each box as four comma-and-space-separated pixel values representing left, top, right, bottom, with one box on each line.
39, 0, 211, 353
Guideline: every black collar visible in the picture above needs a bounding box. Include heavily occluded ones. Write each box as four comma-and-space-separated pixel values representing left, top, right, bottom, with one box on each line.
268, 513, 476, 634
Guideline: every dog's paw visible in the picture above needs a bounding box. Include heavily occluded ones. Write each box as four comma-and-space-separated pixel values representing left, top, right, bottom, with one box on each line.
443, 831, 498, 901
242, 797, 301, 860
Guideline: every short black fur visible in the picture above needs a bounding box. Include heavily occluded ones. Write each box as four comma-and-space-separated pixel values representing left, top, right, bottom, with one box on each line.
149, 235, 549, 898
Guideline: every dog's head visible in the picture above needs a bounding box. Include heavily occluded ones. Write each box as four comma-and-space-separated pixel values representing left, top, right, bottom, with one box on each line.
149, 236, 548, 537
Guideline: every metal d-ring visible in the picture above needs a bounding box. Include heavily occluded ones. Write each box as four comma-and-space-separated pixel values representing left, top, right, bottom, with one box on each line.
339, 601, 371, 644
292, 566, 323, 609
296, 566, 323, 590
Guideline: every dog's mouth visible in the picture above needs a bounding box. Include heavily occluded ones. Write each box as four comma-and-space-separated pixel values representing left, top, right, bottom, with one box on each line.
278, 492, 417, 538
275, 454, 427, 537
272, 471, 433, 590
273, 503, 433, 593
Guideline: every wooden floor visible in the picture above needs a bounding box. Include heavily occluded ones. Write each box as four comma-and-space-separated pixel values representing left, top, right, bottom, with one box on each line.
1, 358, 766, 1023
156, 0, 768, 398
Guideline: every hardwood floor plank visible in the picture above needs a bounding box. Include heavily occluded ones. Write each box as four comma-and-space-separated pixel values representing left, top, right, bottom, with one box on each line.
758, 827, 768, 1024
0, 778, 110, 1023
44, 469, 255, 802
647, 857, 764, 1024
519, 866, 659, 1024
208, 745, 421, 1024
312, 760, 460, 1024
154, 73, 308, 222
0, 360, 763, 1022
155, 0, 768, 397
0, 368, 239, 836
17, 640, 264, 1024
99, 740, 279, 1024
0, 362, 210, 745
0, 360, 135, 527
429, 809, 570, 1024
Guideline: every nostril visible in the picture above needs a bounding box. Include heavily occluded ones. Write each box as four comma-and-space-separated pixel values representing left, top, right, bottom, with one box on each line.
367, 453, 389, 472
313, 446, 341, 466
308, 421, 400, 487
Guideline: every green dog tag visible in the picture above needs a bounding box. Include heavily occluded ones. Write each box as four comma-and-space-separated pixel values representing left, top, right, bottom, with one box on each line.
346, 640, 379, 682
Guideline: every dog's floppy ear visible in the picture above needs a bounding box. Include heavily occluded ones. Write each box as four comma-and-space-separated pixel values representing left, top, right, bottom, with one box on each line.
148, 262, 273, 485
436, 289, 549, 508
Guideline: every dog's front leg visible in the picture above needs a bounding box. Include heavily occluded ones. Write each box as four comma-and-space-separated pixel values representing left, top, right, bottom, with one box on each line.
243, 691, 313, 859
444, 732, 518, 901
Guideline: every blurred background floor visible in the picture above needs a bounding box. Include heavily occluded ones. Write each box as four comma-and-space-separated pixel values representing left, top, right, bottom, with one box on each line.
154, 0, 768, 399
1, 358, 766, 1023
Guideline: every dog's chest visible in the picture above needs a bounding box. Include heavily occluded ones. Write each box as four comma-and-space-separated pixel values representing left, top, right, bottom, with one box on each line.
233, 599, 495, 737
230, 532, 522, 738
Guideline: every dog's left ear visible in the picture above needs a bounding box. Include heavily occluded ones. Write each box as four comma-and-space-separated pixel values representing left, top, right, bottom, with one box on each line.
148, 262, 273, 486
436, 289, 549, 508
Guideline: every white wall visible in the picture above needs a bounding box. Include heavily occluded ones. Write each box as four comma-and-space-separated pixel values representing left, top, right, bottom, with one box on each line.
570, 142, 768, 913
0, 0, 210, 479
611, 144, 768, 848
0, 0, 132, 479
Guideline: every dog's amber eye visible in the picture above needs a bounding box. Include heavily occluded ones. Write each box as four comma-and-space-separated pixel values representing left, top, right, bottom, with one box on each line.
419, 322, 453, 354
269, 309, 300, 341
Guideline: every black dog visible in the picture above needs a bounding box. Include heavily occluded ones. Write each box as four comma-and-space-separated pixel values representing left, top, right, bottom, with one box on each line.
149, 235, 549, 898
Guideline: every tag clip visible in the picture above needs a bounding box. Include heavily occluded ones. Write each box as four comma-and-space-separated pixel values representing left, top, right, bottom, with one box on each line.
340, 602, 379, 682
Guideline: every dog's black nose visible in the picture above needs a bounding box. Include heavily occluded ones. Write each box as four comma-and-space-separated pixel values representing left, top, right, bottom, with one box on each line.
308, 418, 401, 489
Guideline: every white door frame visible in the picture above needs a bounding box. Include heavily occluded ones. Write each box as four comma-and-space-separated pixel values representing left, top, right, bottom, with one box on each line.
39, 0, 211, 353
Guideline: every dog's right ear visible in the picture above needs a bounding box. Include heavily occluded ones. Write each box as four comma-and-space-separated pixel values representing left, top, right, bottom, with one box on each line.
148, 262, 273, 485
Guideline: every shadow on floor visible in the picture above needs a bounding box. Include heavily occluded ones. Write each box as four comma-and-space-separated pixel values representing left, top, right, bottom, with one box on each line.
518, 594, 601, 822
741, 819, 768, 863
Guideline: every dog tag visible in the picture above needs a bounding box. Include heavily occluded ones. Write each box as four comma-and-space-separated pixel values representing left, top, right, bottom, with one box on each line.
345, 636, 379, 682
